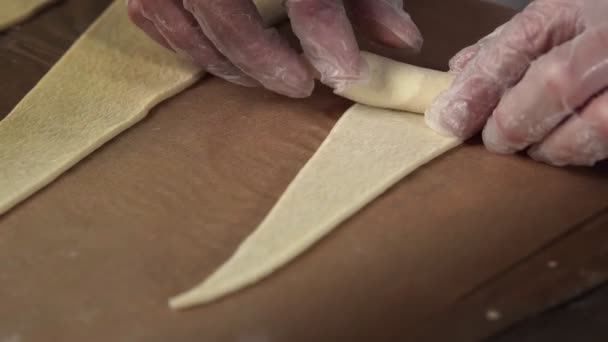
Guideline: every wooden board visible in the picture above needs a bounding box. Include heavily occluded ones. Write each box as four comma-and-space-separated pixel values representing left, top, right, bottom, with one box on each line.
1, 1, 607, 341
491, 282, 608, 342
414, 209, 608, 341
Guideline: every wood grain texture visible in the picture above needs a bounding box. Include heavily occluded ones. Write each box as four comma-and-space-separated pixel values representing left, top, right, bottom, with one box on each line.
491, 282, 608, 342
414, 209, 608, 341
1, 0, 607, 341
487, 213, 608, 342
491, 286, 608, 342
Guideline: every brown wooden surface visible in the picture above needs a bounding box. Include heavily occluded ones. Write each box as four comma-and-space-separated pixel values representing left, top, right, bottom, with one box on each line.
491, 282, 608, 342
1, 1, 607, 341
417, 208, 608, 341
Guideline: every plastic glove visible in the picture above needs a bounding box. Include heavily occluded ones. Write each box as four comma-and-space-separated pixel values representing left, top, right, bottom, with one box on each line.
426, 0, 608, 167
127, 0, 422, 98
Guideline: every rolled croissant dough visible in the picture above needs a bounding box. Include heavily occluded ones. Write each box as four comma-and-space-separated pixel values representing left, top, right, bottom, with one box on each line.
0, 0, 57, 31
337, 52, 455, 114
0, 0, 461, 310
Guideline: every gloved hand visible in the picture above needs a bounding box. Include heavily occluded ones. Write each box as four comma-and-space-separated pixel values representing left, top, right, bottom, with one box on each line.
426, 0, 608, 167
127, 0, 422, 98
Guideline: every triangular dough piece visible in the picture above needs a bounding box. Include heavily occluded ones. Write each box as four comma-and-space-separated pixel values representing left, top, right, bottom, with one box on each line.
0, 1, 201, 214
0, 0, 285, 215
170, 104, 460, 309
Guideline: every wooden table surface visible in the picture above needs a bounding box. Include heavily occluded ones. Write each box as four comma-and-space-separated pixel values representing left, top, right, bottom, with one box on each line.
1, 1, 607, 341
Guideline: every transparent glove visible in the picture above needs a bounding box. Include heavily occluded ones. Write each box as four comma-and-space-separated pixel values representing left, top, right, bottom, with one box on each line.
426, 0, 608, 166
127, 0, 422, 98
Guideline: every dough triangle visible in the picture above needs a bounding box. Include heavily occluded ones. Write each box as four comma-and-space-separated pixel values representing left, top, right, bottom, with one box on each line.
170, 105, 460, 309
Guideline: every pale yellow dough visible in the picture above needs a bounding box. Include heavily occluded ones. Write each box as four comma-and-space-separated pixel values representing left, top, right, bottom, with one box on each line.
0, 1, 201, 214
337, 52, 456, 114
0, 0, 284, 214
0, 0, 460, 310
169, 56, 460, 310
0, 0, 57, 31
170, 105, 460, 309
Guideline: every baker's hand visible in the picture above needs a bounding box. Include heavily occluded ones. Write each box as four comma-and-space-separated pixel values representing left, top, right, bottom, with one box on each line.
127, 0, 422, 98
426, 0, 608, 167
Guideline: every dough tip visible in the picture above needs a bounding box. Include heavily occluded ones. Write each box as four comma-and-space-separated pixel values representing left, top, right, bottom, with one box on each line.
168, 286, 225, 310
168, 290, 206, 310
